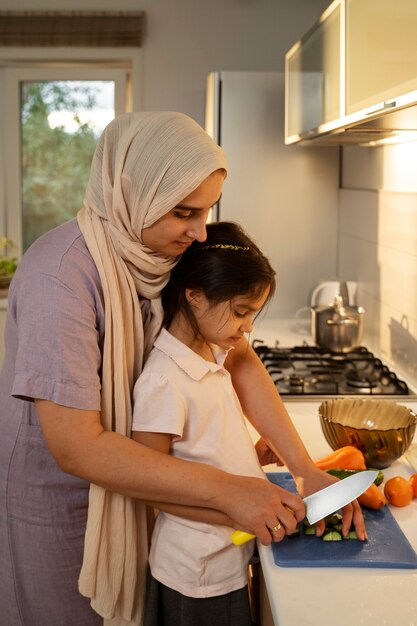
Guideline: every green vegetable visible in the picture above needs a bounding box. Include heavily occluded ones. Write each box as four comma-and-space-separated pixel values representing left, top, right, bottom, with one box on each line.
325, 513, 342, 526
292, 510, 360, 542
303, 521, 316, 535
326, 468, 384, 486
322, 530, 342, 541
343, 530, 358, 540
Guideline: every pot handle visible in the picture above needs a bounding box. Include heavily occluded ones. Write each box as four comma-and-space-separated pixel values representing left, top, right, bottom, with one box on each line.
326, 318, 358, 326
310, 284, 325, 306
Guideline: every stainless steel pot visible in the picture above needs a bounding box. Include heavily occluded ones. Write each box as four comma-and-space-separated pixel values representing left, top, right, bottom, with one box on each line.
311, 295, 365, 353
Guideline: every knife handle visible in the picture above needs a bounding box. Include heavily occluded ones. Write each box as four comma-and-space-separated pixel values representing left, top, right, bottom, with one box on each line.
232, 530, 255, 545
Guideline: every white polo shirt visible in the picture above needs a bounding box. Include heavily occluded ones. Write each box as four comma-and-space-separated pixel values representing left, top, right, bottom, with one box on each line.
131, 328, 267, 598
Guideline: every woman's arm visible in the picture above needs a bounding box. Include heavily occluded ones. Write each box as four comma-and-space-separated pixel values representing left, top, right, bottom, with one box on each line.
36, 399, 304, 545
225, 340, 367, 540
131, 430, 233, 526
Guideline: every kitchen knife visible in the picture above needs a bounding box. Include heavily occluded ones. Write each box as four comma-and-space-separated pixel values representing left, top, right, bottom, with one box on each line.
232, 469, 378, 546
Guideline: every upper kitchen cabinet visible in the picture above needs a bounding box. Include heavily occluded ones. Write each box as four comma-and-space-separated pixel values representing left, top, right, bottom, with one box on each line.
285, 0, 417, 145
285, 1, 341, 141
346, 0, 417, 114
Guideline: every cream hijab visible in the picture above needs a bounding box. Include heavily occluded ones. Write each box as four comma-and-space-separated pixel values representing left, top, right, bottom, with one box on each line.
76, 112, 228, 625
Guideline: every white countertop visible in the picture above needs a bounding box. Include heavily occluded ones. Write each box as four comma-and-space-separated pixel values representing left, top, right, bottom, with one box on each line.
252, 315, 311, 348
258, 404, 417, 626
251, 318, 417, 626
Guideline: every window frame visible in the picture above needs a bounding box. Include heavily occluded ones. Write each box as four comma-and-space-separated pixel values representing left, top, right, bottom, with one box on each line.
0, 48, 141, 257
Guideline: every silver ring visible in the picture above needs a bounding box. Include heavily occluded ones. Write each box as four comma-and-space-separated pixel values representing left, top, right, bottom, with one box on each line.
269, 522, 282, 533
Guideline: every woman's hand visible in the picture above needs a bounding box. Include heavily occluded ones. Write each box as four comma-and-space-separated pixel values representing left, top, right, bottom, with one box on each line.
294, 467, 368, 541
220, 474, 306, 546
254, 437, 284, 467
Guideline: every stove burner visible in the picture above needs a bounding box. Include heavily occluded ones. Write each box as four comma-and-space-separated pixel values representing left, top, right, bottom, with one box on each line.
289, 374, 304, 389
345, 370, 379, 389
251, 340, 411, 397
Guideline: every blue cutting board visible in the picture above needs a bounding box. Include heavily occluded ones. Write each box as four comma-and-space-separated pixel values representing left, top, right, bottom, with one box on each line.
267, 472, 417, 569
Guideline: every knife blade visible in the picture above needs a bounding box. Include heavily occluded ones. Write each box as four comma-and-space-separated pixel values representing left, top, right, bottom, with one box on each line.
232, 469, 378, 546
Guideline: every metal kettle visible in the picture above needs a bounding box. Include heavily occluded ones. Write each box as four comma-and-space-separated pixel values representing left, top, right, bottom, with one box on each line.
311, 293, 365, 353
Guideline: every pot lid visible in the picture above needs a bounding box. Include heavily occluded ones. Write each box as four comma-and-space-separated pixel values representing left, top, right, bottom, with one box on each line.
313, 295, 364, 318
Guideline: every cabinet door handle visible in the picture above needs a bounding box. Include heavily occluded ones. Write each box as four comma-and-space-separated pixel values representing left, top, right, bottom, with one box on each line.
365, 101, 396, 115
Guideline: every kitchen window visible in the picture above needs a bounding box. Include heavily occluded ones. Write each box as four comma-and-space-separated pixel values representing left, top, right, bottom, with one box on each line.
1, 64, 132, 255
0, 10, 143, 255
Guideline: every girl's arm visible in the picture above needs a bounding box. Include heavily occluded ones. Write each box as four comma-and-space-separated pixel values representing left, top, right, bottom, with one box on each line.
224, 339, 318, 479
36, 399, 304, 545
225, 339, 367, 540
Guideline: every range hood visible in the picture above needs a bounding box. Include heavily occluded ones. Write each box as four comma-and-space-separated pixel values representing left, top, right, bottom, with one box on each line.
309, 100, 417, 146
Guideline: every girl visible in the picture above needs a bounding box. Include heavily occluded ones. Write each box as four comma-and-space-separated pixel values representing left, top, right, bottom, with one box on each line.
132, 222, 279, 626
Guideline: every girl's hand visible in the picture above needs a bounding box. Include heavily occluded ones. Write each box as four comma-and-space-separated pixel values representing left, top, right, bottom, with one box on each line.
294, 467, 368, 541
254, 437, 284, 467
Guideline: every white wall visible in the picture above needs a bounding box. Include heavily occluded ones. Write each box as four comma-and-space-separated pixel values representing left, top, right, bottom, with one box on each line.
0, 0, 330, 126
214, 71, 339, 319
339, 142, 417, 386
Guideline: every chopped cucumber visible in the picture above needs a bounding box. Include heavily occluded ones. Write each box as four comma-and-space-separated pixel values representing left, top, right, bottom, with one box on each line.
325, 513, 343, 526
343, 530, 358, 540
288, 508, 359, 542
322, 530, 342, 541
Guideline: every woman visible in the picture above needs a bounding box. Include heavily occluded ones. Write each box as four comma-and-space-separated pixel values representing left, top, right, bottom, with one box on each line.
0, 112, 365, 626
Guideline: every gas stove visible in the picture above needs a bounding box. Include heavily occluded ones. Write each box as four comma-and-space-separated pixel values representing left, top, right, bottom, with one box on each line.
252, 340, 416, 400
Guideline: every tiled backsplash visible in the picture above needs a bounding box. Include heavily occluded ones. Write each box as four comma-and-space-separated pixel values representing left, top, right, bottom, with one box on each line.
339, 144, 417, 387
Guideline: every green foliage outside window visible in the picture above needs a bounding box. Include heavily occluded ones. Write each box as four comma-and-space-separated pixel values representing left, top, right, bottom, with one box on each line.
0, 236, 18, 276
21, 81, 104, 251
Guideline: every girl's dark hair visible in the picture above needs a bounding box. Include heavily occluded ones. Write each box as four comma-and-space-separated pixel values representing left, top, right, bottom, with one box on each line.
161, 221, 276, 333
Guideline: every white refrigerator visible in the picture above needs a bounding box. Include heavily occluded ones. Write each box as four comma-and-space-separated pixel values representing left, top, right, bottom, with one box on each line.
205, 71, 340, 320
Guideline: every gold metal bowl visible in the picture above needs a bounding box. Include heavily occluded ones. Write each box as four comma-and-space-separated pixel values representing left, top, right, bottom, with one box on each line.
319, 398, 417, 469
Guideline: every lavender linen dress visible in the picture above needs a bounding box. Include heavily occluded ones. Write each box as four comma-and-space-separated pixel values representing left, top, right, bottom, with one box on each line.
0, 220, 106, 626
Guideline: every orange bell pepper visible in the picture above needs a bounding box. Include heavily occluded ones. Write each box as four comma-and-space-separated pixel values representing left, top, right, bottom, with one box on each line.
315, 445, 367, 471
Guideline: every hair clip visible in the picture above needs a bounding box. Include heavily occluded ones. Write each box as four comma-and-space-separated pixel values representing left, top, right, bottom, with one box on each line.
198, 244, 250, 251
